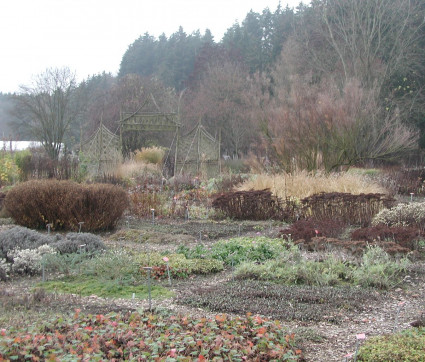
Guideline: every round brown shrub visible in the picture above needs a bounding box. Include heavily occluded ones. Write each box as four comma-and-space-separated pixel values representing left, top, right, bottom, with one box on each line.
4, 180, 128, 231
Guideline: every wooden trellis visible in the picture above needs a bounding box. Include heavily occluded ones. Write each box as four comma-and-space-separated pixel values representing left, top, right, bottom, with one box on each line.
81, 123, 121, 176
120, 110, 181, 175
82, 97, 220, 177
176, 122, 220, 177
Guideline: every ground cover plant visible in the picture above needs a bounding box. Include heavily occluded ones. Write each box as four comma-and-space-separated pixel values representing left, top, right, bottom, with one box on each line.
357, 327, 425, 361
38, 249, 173, 299
39, 276, 172, 299
280, 218, 346, 242
139, 252, 224, 279
120, 219, 263, 240
292, 237, 412, 257
179, 280, 382, 324
0, 310, 304, 361
351, 224, 420, 250
0, 226, 107, 279
233, 245, 410, 289
177, 236, 288, 266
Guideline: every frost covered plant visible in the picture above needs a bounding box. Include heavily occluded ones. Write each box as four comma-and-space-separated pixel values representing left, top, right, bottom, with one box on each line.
0, 258, 10, 281
9, 245, 57, 276
0, 226, 56, 260
372, 202, 425, 229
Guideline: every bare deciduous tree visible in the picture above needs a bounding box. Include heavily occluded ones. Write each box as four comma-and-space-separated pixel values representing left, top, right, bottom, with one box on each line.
264, 76, 418, 171
12, 67, 77, 160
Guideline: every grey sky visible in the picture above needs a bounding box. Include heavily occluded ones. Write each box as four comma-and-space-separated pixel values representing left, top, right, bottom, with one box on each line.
0, 0, 304, 93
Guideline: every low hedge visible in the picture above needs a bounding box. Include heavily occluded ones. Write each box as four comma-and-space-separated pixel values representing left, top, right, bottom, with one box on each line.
4, 180, 128, 231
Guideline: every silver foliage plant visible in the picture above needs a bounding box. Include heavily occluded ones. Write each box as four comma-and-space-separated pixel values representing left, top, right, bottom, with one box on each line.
372, 202, 425, 228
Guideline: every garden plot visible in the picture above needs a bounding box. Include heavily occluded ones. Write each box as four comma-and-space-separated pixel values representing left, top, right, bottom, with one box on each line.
1, 217, 425, 361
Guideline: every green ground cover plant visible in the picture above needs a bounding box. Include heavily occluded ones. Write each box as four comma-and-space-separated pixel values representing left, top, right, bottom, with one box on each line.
357, 327, 425, 361
177, 236, 288, 266
234, 246, 409, 289
39, 275, 172, 299
0, 311, 304, 361
139, 252, 223, 279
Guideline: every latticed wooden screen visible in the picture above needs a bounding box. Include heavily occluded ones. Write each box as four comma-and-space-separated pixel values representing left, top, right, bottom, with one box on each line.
83, 111, 220, 177
176, 123, 220, 177
81, 124, 121, 176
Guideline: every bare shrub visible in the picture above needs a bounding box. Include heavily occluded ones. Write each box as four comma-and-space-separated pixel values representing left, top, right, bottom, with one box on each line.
4, 180, 128, 231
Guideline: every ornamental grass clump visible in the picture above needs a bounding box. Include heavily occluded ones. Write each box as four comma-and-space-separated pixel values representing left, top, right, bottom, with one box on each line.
237, 170, 386, 200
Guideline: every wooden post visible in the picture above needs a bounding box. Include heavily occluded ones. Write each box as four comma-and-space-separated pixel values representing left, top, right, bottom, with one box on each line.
218, 127, 222, 174
174, 125, 179, 176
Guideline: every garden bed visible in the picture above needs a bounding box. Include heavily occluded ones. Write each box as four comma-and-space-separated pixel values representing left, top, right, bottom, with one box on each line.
1, 217, 425, 361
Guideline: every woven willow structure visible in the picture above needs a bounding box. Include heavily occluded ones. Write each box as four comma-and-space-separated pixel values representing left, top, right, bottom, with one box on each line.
176, 123, 220, 177
81, 123, 121, 176
82, 105, 220, 177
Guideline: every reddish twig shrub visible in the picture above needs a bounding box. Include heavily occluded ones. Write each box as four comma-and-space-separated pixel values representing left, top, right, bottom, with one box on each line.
300, 192, 395, 226
128, 189, 164, 218
280, 218, 346, 242
4, 180, 128, 231
351, 225, 420, 249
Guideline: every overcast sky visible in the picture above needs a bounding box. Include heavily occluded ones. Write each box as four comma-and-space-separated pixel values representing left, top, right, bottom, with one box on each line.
0, 0, 304, 94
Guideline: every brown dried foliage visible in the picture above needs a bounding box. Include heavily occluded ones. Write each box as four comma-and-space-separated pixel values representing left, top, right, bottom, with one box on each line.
295, 237, 411, 256
301, 192, 395, 226
4, 180, 128, 231
280, 218, 346, 243
212, 189, 298, 221
351, 225, 420, 250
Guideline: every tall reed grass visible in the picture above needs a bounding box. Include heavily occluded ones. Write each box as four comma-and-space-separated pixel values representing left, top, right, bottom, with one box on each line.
237, 170, 387, 200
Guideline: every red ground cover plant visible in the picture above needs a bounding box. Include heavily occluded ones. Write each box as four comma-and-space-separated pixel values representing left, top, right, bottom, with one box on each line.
0, 311, 304, 361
